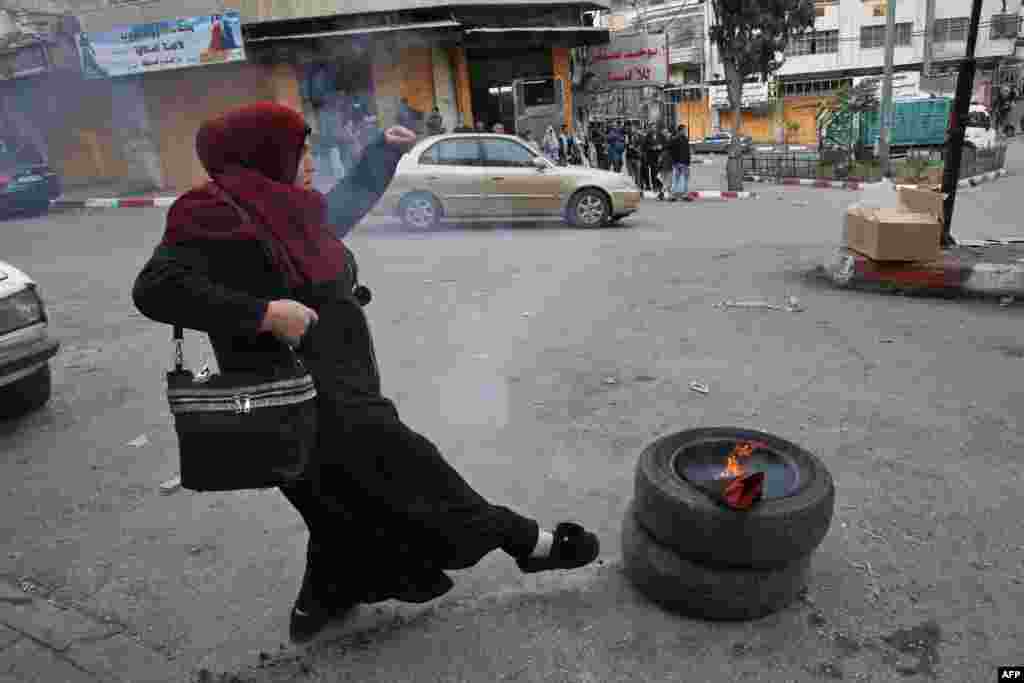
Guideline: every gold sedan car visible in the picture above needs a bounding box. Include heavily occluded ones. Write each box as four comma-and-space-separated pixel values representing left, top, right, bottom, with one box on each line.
371, 133, 642, 229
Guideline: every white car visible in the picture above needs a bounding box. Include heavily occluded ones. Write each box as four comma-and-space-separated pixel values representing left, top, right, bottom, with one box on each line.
371, 133, 642, 230
0, 261, 58, 418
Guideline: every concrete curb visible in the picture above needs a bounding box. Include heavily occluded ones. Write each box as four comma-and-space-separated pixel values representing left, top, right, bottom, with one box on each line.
745, 168, 1008, 191
642, 190, 757, 201
822, 245, 1024, 297
50, 196, 177, 209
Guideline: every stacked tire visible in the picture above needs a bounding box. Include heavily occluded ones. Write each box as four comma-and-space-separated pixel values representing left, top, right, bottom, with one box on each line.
622, 427, 835, 621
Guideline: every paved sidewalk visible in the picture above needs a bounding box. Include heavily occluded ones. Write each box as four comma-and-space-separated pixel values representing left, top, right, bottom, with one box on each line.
823, 240, 1024, 298
746, 168, 1008, 192
0, 577, 188, 682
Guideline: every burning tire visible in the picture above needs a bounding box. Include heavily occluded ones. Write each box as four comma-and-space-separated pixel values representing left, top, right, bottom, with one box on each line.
633, 427, 834, 570
622, 502, 810, 621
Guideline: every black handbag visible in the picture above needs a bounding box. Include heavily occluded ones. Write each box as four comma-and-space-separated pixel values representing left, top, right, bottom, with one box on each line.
166, 326, 318, 492
163, 182, 318, 492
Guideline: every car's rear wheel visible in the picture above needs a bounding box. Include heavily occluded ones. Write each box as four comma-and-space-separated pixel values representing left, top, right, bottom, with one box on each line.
0, 365, 52, 419
399, 192, 441, 231
568, 189, 610, 228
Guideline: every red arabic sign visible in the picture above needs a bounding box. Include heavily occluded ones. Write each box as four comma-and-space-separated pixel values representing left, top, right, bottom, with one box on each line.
590, 34, 669, 88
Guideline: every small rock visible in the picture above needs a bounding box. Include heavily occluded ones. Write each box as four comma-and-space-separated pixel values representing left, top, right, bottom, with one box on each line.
1000, 296, 1015, 307
159, 476, 182, 495
808, 611, 827, 627
602, 377, 618, 385
126, 434, 149, 448
521, 312, 533, 318
0, 582, 32, 604
793, 200, 810, 207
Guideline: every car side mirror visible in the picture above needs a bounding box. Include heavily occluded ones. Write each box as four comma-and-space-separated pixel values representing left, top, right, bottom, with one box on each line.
532, 156, 548, 170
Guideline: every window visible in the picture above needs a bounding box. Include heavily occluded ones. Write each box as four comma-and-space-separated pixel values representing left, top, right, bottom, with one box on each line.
990, 13, 1020, 40
781, 78, 852, 97
860, 23, 913, 49
481, 139, 536, 167
786, 30, 839, 56
521, 79, 557, 108
420, 139, 481, 166
933, 17, 969, 43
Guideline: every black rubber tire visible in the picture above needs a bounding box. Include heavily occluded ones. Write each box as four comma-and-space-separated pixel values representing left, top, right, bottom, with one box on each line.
568, 188, 610, 228
0, 365, 52, 419
399, 192, 441, 231
622, 502, 810, 621
633, 427, 834, 570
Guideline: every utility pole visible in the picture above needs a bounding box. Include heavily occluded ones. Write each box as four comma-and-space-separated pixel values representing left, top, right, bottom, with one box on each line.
940, 0, 984, 247
922, 0, 935, 79
877, 0, 897, 177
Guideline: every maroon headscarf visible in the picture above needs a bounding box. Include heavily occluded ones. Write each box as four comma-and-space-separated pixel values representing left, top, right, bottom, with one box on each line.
162, 102, 346, 288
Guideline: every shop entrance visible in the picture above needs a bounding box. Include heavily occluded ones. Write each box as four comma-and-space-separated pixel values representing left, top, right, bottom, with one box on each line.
467, 48, 553, 132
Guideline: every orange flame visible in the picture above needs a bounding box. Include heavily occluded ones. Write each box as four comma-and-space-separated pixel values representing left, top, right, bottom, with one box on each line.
717, 441, 765, 480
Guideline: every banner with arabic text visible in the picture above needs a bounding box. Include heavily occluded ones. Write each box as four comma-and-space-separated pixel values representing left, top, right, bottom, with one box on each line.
588, 33, 669, 89
78, 10, 245, 79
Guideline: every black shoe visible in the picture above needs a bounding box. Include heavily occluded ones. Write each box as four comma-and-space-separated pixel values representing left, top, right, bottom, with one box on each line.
288, 544, 357, 644
516, 522, 600, 574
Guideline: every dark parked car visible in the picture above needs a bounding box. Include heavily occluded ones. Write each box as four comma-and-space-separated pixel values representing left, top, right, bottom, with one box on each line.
691, 131, 753, 155
0, 137, 61, 216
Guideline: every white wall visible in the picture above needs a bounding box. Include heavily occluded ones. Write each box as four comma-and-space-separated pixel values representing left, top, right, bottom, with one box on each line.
705, 0, 1021, 83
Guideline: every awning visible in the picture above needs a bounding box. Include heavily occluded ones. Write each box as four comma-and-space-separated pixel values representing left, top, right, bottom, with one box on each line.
244, 19, 462, 44
463, 26, 609, 48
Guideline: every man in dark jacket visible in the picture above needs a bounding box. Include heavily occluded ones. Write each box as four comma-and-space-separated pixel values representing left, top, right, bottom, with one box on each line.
426, 107, 444, 136
668, 125, 692, 201
643, 128, 665, 195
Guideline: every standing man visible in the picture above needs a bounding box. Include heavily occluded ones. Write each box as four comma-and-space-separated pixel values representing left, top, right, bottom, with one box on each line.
606, 124, 625, 173
669, 125, 692, 202
475, 120, 487, 132
426, 106, 445, 136
644, 127, 665, 196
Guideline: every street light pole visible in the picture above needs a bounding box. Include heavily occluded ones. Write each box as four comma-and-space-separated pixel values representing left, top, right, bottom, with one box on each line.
940, 0, 984, 247
877, 0, 897, 177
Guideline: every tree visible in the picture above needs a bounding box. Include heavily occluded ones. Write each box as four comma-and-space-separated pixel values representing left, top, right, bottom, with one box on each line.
816, 78, 880, 162
709, 0, 816, 190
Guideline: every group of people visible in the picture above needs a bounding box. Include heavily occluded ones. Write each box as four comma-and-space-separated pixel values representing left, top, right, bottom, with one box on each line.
591, 123, 693, 201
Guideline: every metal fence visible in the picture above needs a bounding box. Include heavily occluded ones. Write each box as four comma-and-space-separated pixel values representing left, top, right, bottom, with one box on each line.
742, 145, 1008, 182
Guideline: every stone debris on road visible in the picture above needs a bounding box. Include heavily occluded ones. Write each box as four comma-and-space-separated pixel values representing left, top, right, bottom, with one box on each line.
716, 296, 804, 313
689, 381, 710, 395
159, 475, 182, 495
126, 434, 150, 448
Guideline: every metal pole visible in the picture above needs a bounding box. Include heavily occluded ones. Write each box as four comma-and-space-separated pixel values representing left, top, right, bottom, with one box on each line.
940, 0, 984, 247
922, 0, 935, 79
878, 0, 897, 177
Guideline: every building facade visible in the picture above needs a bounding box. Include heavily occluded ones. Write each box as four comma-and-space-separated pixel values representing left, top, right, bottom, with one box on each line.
600, 0, 1024, 145
36, 0, 609, 192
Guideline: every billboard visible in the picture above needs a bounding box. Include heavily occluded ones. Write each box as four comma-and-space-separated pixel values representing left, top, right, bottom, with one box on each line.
78, 10, 245, 79
588, 32, 669, 89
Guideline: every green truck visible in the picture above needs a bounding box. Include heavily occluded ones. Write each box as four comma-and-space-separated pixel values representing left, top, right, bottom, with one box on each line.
823, 96, 995, 152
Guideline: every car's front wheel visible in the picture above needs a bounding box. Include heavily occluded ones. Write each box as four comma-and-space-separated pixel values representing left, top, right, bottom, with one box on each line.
399, 192, 441, 231
0, 364, 52, 419
568, 189, 610, 228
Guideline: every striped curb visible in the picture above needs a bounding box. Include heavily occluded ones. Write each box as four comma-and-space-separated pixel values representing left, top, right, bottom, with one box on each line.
745, 168, 1007, 191
642, 190, 757, 201
50, 196, 177, 209
823, 246, 1024, 297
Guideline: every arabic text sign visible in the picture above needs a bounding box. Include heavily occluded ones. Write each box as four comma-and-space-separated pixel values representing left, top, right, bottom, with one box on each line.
589, 33, 669, 88
709, 82, 770, 109
78, 10, 245, 79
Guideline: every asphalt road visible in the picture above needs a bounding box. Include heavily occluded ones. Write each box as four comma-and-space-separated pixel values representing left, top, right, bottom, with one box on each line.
1, 156, 1023, 681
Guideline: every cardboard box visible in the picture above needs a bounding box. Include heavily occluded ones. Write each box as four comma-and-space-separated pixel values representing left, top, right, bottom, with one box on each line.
843, 187, 947, 262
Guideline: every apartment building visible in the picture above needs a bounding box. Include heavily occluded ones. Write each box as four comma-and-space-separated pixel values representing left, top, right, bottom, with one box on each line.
602, 0, 1023, 144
